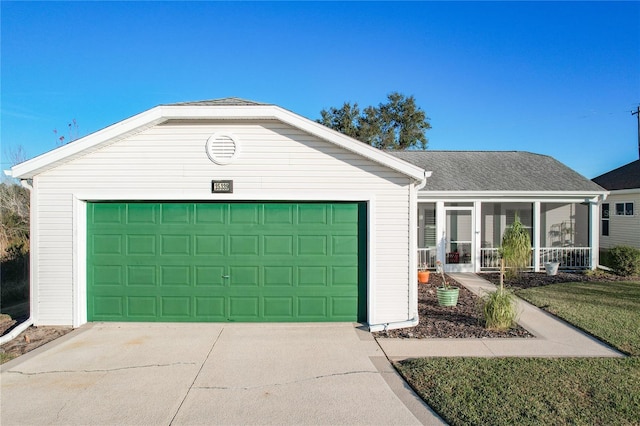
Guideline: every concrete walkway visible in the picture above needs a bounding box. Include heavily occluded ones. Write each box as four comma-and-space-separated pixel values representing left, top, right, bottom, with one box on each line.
377, 273, 625, 360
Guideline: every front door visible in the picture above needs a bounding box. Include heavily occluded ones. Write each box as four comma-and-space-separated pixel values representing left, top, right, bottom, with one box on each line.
444, 206, 474, 272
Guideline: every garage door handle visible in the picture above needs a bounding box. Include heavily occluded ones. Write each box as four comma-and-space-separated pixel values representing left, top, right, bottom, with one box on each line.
222, 275, 230, 279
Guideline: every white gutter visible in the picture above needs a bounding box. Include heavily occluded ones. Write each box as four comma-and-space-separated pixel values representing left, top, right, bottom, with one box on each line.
369, 171, 432, 333
0, 179, 35, 345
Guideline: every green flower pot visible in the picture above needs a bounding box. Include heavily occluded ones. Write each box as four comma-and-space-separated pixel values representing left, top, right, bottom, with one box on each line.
437, 287, 459, 307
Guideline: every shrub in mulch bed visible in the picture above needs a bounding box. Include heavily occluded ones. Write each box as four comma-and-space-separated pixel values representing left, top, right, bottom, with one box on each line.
373, 274, 533, 339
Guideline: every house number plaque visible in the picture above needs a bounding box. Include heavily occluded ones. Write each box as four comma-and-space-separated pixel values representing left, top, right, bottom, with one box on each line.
211, 180, 233, 193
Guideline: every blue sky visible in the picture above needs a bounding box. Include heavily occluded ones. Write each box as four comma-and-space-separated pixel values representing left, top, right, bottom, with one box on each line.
2, 1, 639, 179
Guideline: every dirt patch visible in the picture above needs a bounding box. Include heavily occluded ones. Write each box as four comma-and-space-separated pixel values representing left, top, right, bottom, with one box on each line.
373, 273, 533, 339
1, 324, 73, 364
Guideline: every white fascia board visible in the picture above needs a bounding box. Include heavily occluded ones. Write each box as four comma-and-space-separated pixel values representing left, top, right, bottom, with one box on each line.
606, 188, 640, 196
11, 107, 166, 179
418, 190, 609, 202
13, 103, 426, 181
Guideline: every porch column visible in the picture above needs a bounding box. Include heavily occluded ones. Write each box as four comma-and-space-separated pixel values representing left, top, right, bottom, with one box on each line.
436, 201, 445, 265
533, 201, 541, 272
588, 200, 599, 269
474, 201, 482, 273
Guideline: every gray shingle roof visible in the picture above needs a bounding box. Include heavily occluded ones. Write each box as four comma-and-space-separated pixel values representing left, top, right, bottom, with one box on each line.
592, 159, 640, 190
390, 151, 605, 192
164, 97, 269, 106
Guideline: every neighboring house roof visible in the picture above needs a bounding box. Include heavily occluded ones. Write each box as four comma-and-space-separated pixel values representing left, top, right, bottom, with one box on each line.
8, 98, 426, 181
592, 159, 640, 190
390, 150, 606, 193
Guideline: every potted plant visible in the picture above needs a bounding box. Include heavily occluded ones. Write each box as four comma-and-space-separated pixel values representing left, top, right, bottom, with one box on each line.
544, 260, 560, 276
435, 260, 459, 306
417, 263, 430, 284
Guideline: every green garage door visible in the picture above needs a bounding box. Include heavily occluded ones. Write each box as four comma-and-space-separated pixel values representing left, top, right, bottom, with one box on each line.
87, 202, 366, 322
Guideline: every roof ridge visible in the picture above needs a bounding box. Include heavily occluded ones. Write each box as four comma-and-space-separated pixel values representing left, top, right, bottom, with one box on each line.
162, 97, 270, 106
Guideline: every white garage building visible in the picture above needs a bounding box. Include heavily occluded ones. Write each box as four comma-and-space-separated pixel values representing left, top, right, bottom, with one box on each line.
8, 99, 429, 331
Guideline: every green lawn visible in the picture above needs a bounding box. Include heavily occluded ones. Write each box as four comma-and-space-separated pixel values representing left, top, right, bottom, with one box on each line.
517, 281, 640, 356
396, 280, 640, 426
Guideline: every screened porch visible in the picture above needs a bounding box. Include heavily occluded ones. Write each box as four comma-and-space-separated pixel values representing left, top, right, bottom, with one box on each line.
417, 201, 596, 273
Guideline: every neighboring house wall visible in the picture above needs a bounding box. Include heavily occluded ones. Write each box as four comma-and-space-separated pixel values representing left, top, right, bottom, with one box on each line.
33, 120, 412, 325
599, 190, 640, 250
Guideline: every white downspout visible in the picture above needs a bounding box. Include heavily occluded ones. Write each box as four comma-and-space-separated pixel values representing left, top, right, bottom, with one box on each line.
369, 170, 432, 332
0, 179, 35, 345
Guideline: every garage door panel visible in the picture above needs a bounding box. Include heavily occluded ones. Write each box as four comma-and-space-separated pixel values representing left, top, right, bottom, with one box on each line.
229, 235, 259, 255
161, 204, 191, 224
298, 297, 327, 318
161, 297, 191, 317
195, 235, 225, 255
263, 235, 293, 255
195, 297, 226, 319
264, 266, 293, 287
229, 297, 260, 318
127, 204, 157, 224
93, 296, 123, 317
161, 266, 191, 286
128, 297, 157, 317
127, 265, 156, 286
229, 266, 259, 286
331, 203, 359, 223
195, 266, 225, 286
161, 235, 191, 255
264, 204, 293, 224
127, 235, 156, 255
194, 203, 226, 223
298, 204, 328, 224
88, 202, 366, 322
93, 235, 123, 255
263, 297, 294, 319
230, 204, 260, 224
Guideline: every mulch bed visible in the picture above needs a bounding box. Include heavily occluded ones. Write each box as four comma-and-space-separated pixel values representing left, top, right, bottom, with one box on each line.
373, 273, 533, 339
483, 270, 640, 290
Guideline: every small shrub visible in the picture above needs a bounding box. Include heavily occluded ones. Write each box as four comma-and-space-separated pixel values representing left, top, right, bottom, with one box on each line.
480, 288, 518, 330
608, 246, 640, 277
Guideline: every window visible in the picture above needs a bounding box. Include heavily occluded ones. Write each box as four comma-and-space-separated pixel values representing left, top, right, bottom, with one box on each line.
615, 202, 634, 216
601, 203, 609, 236
422, 206, 436, 247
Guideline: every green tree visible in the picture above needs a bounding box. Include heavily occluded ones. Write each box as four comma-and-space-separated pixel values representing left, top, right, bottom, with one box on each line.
318, 92, 431, 150
0, 182, 29, 257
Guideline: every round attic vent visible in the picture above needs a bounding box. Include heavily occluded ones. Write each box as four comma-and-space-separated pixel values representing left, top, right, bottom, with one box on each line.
205, 133, 239, 165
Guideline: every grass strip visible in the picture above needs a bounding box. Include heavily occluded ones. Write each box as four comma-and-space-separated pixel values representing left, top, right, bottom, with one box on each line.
516, 281, 640, 356
397, 357, 640, 426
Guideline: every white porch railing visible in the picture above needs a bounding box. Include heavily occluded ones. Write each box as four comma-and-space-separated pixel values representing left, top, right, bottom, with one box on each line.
539, 247, 592, 269
417, 247, 438, 269
479, 247, 592, 271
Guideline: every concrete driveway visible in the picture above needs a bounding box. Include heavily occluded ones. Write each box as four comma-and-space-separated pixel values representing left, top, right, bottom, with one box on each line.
1, 323, 442, 425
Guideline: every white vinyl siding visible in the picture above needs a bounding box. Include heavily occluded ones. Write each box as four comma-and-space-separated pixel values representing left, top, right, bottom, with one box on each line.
600, 191, 640, 250
33, 120, 412, 325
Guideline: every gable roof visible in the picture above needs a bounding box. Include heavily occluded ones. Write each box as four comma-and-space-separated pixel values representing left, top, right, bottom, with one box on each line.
592, 159, 640, 190
390, 151, 605, 193
8, 99, 426, 181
